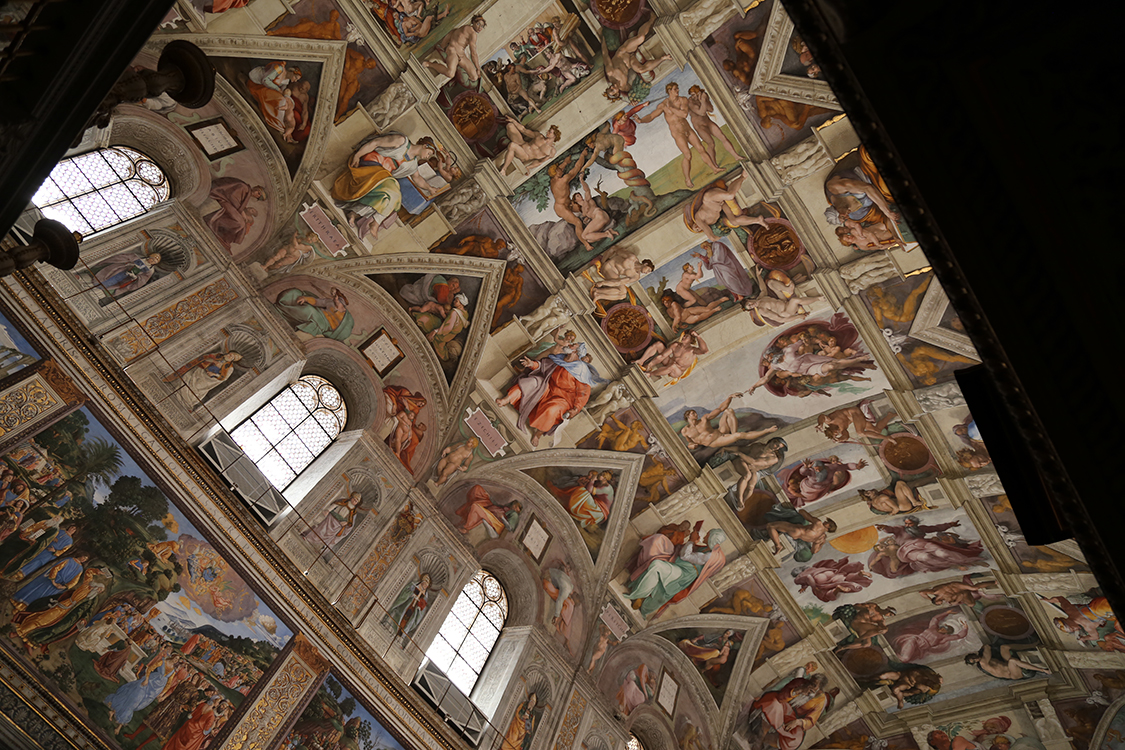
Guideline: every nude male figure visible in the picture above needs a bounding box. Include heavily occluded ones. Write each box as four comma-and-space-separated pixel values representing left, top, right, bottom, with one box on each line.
661, 291, 728, 332
740, 264, 821, 326
723, 27, 765, 86
816, 403, 901, 444
638, 457, 677, 503
966, 644, 1051, 680
587, 624, 614, 674
728, 438, 787, 509
687, 85, 743, 162
601, 13, 671, 101
837, 602, 897, 649
859, 483, 927, 516
500, 61, 540, 113
687, 169, 769, 239
589, 246, 652, 292
835, 219, 900, 251
762, 508, 836, 556
867, 275, 931, 329
423, 15, 486, 82
571, 176, 619, 245
920, 576, 998, 606
499, 117, 561, 175
261, 232, 315, 272
589, 248, 654, 305
636, 82, 719, 188
435, 438, 479, 485
880, 669, 941, 710
638, 330, 709, 380
600, 415, 646, 452
679, 392, 778, 450
546, 153, 591, 248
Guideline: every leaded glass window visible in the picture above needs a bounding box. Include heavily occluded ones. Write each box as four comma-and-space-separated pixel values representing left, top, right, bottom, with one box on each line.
425, 570, 508, 696
627, 736, 644, 750
32, 146, 169, 236
231, 375, 347, 491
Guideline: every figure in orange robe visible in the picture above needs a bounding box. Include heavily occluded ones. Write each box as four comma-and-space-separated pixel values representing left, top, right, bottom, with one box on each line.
752, 674, 832, 750
455, 485, 521, 538
161, 696, 221, 750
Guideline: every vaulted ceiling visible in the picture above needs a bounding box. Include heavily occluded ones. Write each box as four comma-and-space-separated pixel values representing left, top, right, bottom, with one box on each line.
2, 0, 1122, 748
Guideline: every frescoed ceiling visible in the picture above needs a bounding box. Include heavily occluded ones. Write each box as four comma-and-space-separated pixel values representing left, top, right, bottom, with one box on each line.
1, 0, 1120, 748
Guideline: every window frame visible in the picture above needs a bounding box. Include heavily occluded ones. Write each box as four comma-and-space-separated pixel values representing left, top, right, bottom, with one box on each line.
31, 146, 170, 237
424, 569, 509, 697
228, 374, 347, 492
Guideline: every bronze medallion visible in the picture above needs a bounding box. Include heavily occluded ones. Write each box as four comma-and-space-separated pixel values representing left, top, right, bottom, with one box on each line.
982, 605, 1033, 639
602, 303, 653, 352
748, 218, 805, 270
449, 92, 498, 142
590, 0, 646, 30
879, 433, 934, 474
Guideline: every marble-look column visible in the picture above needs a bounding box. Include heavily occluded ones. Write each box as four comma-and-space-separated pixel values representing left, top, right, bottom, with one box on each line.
1028, 698, 1073, 750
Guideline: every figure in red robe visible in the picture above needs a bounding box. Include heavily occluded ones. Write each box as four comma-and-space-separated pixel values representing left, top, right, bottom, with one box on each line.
383, 385, 427, 473
750, 667, 835, 750
495, 343, 602, 447
204, 178, 266, 251
792, 558, 871, 602
162, 695, 222, 750
455, 485, 521, 538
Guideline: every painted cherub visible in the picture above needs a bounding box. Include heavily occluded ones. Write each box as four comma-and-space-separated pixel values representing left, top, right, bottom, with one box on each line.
435, 438, 479, 485
261, 232, 316, 273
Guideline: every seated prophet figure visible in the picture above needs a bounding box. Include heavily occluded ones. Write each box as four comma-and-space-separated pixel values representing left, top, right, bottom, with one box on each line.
626, 526, 725, 618
966, 644, 1052, 680
331, 133, 440, 240
495, 341, 602, 447
455, 485, 521, 537
748, 664, 836, 750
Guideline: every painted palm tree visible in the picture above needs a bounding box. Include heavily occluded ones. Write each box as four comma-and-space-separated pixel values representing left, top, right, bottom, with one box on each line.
33, 437, 123, 508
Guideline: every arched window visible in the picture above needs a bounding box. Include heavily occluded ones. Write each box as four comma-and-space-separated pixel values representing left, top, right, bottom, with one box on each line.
32, 146, 169, 236
627, 735, 645, 750
230, 375, 347, 491
425, 570, 508, 695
